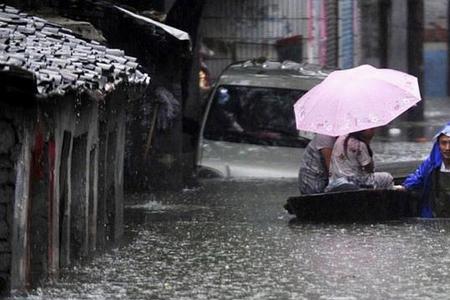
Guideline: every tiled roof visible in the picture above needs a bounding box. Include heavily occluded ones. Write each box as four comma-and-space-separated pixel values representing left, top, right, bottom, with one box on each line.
0, 4, 150, 97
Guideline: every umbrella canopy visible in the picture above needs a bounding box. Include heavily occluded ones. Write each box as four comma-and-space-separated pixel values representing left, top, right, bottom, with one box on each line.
294, 64, 422, 136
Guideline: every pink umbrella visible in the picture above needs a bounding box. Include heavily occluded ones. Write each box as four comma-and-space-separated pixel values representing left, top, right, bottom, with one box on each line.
294, 64, 422, 136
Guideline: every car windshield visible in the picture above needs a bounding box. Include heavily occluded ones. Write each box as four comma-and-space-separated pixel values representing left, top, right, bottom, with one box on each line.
204, 85, 311, 147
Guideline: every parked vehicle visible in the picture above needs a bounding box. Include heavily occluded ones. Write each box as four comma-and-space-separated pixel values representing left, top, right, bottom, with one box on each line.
197, 59, 332, 178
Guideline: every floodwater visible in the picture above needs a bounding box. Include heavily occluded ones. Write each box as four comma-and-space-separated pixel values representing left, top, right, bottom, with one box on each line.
13, 179, 450, 300
10, 98, 450, 300
373, 98, 450, 162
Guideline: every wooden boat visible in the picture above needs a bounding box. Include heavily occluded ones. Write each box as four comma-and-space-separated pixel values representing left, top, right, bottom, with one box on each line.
284, 189, 420, 222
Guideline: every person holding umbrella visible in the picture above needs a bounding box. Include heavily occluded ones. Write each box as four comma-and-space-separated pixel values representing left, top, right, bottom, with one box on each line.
325, 128, 394, 192
293, 64, 422, 193
401, 122, 450, 218
298, 134, 337, 194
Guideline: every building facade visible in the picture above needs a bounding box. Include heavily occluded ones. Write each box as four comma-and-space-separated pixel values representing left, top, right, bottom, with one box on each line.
0, 5, 149, 295
199, 0, 362, 81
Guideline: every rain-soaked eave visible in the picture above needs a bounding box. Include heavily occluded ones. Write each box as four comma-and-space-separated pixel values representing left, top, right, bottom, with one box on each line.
0, 4, 151, 99
30, 81, 149, 106
114, 5, 191, 42
0, 64, 37, 104
0, 64, 148, 104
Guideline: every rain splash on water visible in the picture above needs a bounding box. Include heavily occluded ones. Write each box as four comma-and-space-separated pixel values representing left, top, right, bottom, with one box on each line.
11, 179, 450, 300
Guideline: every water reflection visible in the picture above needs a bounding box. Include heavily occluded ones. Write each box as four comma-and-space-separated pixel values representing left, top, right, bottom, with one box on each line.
371, 98, 450, 163
377, 98, 450, 143
13, 180, 450, 300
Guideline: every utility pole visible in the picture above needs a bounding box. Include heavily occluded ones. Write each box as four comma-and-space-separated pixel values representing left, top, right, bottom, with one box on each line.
448, 0, 450, 96
407, 0, 424, 121
325, 0, 338, 68
378, 0, 390, 68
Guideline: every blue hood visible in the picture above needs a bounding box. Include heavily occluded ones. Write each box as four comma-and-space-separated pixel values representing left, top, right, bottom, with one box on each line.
430, 122, 450, 168
402, 122, 450, 217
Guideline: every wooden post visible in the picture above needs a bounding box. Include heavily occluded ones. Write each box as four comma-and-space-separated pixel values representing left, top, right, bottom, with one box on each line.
114, 101, 125, 242
88, 147, 98, 252
48, 139, 58, 278
70, 133, 88, 259
105, 104, 117, 245
10, 126, 32, 292
96, 120, 107, 249
59, 130, 72, 267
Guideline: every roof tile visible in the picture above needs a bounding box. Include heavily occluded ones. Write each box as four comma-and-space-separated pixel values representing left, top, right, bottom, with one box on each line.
0, 5, 150, 97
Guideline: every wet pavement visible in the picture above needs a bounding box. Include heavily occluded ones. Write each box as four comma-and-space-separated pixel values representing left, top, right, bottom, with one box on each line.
10, 98, 450, 300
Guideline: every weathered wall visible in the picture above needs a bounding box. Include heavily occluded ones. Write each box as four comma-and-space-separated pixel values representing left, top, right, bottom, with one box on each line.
0, 3, 150, 294
101, 88, 128, 243
47, 89, 128, 270
56, 1, 190, 191
0, 86, 131, 296
10, 115, 33, 294
2, 0, 204, 192
0, 102, 23, 296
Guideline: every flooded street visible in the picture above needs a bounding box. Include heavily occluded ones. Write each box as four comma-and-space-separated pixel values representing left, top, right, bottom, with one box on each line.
14, 178, 450, 300
3, 1, 450, 298
373, 98, 450, 162
10, 98, 450, 300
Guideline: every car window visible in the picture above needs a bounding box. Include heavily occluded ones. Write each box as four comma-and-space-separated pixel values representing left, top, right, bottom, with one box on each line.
204, 85, 310, 148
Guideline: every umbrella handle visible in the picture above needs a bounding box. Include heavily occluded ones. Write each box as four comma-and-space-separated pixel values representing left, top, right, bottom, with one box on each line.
143, 102, 160, 159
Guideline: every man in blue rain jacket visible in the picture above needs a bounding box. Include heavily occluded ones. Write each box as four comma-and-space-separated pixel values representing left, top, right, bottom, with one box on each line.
402, 122, 450, 217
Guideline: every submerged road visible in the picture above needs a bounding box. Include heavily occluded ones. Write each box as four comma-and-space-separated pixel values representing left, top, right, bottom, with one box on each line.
12, 178, 450, 300
10, 98, 450, 300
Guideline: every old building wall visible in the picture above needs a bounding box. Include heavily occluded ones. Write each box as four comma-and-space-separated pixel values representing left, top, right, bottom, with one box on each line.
10, 110, 34, 293
100, 88, 127, 243
3, 89, 131, 295
0, 102, 24, 296
0, 4, 149, 294
71, 94, 99, 259
51, 2, 190, 191
2, 0, 197, 191
49, 97, 76, 271
96, 11, 186, 192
